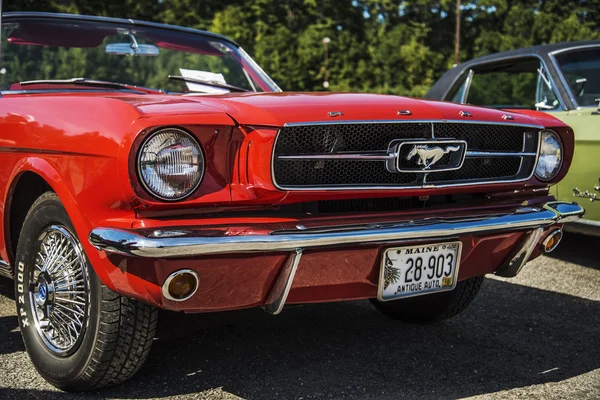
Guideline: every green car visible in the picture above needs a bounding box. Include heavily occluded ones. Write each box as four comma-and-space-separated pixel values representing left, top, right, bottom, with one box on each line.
427, 40, 600, 235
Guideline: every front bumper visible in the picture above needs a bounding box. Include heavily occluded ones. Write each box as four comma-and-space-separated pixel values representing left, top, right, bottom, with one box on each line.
89, 201, 583, 314
89, 202, 582, 258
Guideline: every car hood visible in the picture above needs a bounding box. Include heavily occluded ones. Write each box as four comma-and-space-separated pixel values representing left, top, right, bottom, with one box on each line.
116, 92, 558, 128
197, 92, 556, 127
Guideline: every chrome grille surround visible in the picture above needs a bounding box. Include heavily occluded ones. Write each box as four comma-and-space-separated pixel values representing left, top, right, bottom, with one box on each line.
272, 120, 542, 190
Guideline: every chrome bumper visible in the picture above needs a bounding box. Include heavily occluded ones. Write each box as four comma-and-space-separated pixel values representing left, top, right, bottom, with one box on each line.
89, 202, 583, 259
89, 201, 583, 315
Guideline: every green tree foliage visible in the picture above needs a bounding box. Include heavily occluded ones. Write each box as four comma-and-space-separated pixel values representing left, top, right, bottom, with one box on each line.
5, 0, 600, 95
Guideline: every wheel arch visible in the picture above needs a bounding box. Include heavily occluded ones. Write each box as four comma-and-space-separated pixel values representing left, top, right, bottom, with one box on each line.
4, 158, 92, 270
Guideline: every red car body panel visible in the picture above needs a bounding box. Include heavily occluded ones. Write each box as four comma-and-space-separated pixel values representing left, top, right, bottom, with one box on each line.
0, 91, 575, 309
116, 230, 528, 312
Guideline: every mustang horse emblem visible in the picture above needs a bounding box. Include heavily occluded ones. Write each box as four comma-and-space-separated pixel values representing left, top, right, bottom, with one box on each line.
406, 145, 461, 170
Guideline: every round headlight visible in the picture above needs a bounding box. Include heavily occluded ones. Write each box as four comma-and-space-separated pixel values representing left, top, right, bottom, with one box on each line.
534, 129, 563, 181
137, 128, 204, 201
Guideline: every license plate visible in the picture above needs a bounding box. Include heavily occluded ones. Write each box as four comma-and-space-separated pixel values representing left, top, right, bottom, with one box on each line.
378, 241, 462, 301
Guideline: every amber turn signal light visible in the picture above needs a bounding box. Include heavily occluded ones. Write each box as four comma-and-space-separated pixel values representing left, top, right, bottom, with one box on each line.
542, 230, 563, 253
162, 269, 199, 301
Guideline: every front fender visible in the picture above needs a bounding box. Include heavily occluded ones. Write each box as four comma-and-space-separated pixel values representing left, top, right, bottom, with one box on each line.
4, 156, 160, 305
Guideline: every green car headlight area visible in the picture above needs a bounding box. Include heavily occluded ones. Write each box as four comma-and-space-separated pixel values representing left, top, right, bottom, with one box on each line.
535, 129, 563, 181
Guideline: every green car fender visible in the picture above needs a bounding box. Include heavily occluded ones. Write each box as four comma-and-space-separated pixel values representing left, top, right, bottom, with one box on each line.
552, 110, 600, 226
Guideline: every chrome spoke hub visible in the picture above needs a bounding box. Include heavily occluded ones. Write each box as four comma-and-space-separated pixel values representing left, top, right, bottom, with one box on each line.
29, 225, 90, 356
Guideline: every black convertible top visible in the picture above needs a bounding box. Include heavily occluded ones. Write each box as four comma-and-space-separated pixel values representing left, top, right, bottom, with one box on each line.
454, 40, 600, 64
426, 40, 600, 105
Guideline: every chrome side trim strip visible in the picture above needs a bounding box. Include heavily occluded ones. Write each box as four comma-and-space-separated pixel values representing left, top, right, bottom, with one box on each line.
495, 227, 544, 277
278, 153, 394, 161
89, 202, 584, 259
264, 249, 302, 315
282, 119, 545, 129
271, 179, 532, 191
277, 150, 536, 161
466, 151, 537, 157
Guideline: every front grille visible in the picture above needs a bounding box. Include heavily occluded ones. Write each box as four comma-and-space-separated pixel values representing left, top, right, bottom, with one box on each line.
272, 122, 540, 189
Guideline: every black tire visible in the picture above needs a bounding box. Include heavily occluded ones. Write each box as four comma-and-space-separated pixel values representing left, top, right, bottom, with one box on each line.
14, 192, 158, 391
370, 276, 484, 324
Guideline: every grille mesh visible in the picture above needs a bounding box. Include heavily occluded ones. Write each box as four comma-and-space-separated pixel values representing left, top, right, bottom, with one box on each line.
274, 123, 431, 154
434, 123, 525, 151
273, 159, 418, 187
427, 158, 522, 182
272, 122, 538, 189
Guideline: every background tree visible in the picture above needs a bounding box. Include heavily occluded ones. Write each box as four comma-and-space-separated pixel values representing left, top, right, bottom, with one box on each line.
5, 0, 600, 95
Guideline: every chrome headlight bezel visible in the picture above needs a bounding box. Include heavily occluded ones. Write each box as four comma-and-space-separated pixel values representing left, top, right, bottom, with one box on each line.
136, 127, 205, 201
534, 129, 563, 182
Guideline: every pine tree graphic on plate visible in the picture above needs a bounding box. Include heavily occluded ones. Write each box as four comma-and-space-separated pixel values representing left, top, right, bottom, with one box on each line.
384, 253, 401, 289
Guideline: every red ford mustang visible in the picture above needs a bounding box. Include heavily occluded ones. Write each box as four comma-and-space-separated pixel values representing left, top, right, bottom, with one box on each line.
0, 12, 583, 391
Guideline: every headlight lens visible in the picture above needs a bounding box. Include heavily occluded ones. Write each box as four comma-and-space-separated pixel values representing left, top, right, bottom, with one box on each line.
138, 128, 204, 200
534, 129, 563, 181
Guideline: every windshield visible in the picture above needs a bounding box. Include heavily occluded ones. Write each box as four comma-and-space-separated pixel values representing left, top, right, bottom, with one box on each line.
0, 16, 280, 94
554, 47, 600, 108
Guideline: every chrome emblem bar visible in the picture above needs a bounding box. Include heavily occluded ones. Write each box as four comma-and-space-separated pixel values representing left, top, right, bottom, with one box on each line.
389, 140, 468, 173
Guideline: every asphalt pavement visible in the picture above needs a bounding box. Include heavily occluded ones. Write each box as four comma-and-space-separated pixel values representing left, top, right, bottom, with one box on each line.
0, 232, 598, 399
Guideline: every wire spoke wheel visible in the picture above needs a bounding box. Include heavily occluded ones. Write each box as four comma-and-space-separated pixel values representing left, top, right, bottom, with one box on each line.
28, 225, 90, 356
16, 192, 158, 391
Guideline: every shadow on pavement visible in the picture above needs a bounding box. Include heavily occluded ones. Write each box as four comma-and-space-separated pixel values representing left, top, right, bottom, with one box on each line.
0, 315, 23, 355
104, 279, 600, 399
0, 279, 24, 355
0, 250, 598, 399
548, 231, 599, 271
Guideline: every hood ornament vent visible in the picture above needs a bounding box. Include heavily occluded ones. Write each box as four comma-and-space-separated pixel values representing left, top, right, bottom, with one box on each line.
328, 111, 344, 117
